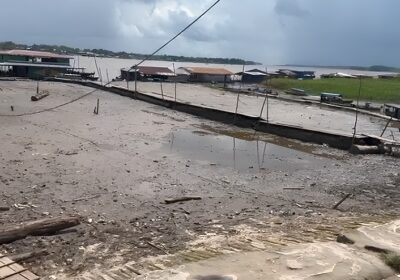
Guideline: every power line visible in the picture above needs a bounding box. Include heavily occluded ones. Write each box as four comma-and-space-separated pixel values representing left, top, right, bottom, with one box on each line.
131, 0, 221, 69
0, 0, 221, 117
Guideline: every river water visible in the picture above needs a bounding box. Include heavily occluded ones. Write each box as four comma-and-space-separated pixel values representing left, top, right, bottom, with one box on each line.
72, 56, 396, 82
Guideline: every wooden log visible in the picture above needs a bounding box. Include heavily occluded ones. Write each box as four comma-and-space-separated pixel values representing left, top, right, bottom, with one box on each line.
0, 216, 80, 244
350, 145, 383, 155
0, 206, 10, 212
164, 196, 202, 204
9, 249, 48, 262
31, 91, 49, 102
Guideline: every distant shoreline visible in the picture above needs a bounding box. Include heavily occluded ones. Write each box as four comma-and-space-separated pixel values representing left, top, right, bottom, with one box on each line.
0, 41, 261, 66
277, 64, 400, 73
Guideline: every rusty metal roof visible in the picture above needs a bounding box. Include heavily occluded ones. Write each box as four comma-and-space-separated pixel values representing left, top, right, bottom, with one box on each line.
0, 49, 72, 59
181, 67, 233, 75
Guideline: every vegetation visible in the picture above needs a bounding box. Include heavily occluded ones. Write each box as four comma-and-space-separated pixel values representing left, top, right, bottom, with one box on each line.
0, 41, 260, 65
269, 78, 400, 102
281, 64, 400, 73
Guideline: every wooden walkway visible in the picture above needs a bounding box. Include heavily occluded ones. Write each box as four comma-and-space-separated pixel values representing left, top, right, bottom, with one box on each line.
0, 254, 39, 280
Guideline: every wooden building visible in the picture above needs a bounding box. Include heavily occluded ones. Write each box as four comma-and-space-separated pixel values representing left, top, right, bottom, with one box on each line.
121, 66, 176, 81
236, 69, 267, 84
0, 49, 72, 79
178, 67, 233, 83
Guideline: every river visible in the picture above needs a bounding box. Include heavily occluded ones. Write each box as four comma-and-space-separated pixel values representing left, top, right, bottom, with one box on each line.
72, 55, 396, 82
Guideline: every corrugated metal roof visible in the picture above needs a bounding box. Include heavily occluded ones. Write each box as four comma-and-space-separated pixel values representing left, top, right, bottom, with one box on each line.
0, 49, 72, 59
236, 71, 267, 76
180, 67, 233, 75
122, 66, 176, 76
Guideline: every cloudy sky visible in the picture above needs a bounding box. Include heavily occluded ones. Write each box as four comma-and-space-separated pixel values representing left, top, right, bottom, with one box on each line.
0, 0, 398, 66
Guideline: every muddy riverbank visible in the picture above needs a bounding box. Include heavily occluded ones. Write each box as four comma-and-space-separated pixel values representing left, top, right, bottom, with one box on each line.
0, 80, 399, 278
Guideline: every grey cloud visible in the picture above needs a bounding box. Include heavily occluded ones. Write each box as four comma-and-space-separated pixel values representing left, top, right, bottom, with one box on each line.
275, 0, 309, 17
0, 0, 399, 66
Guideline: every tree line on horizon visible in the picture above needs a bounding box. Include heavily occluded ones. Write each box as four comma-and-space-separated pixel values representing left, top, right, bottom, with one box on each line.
0, 41, 261, 65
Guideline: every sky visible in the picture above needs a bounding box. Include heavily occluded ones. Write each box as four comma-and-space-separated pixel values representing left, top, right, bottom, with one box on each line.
0, 0, 399, 66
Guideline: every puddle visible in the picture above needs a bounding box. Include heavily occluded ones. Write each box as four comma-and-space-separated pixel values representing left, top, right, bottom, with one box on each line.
162, 128, 335, 172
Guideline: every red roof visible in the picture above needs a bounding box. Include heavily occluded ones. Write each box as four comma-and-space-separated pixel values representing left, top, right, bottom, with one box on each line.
0, 49, 72, 59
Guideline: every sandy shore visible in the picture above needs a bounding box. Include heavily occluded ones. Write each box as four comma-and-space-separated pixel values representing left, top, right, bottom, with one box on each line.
0, 80, 399, 278
111, 80, 400, 139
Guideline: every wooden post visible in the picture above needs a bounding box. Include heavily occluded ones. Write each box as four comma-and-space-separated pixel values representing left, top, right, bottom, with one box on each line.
36, 81, 39, 94
173, 63, 177, 103
259, 94, 268, 120
234, 65, 245, 121
259, 67, 269, 122
93, 54, 101, 83
134, 68, 138, 93
240, 64, 245, 90
99, 68, 103, 85
234, 92, 240, 119
333, 193, 351, 210
265, 67, 269, 122
160, 81, 164, 100
352, 77, 362, 145
380, 116, 393, 137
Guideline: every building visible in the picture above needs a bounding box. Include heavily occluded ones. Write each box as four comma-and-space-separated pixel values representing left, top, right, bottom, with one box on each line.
321, 72, 357, 79
121, 66, 176, 81
378, 74, 399, 79
0, 49, 72, 79
178, 67, 233, 83
277, 69, 315, 80
236, 69, 267, 84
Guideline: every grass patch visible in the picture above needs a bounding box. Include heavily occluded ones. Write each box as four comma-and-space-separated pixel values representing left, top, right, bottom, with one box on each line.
382, 253, 400, 273
269, 78, 400, 102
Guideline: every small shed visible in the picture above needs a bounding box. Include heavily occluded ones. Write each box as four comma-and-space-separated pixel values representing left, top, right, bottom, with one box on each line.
121, 66, 176, 81
179, 67, 233, 83
236, 69, 267, 84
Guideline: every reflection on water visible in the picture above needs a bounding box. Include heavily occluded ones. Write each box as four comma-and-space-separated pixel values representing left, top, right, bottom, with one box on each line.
165, 129, 332, 172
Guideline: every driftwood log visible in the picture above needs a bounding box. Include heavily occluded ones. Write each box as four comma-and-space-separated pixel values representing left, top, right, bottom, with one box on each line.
350, 145, 383, 155
0, 206, 10, 212
10, 249, 48, 262
164, 196, 202, 204
31, 91, 49, 102
0, 216, 80, 244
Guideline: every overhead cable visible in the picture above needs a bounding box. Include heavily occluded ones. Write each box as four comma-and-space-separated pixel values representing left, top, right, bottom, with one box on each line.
1, 0, 222, 117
